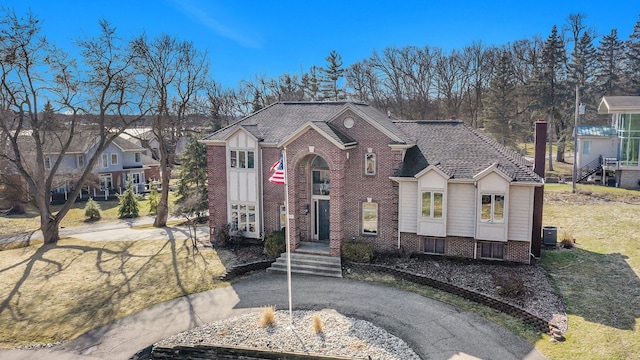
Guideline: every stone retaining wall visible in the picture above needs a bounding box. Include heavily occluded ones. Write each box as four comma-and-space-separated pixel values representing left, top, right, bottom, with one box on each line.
348, 262, 559, 336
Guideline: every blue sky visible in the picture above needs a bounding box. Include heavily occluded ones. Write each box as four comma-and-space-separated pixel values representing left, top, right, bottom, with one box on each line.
5, 1, 640, 88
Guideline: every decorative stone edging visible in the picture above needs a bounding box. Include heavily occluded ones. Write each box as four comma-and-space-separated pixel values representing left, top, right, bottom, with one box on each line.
346, 262, 561, 337
151, 344, 358, 360
221, 260, 275, 281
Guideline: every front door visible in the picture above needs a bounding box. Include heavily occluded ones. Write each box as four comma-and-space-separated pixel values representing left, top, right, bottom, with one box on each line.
310, 157, 330, 241
313, 198, 330, 241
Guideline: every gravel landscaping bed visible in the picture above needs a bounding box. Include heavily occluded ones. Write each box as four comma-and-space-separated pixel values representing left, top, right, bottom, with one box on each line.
368, 254, 568, 333
154, 309, 420, 360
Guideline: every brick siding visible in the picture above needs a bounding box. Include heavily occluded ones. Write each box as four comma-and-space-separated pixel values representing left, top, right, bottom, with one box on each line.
206, 145, 228, 243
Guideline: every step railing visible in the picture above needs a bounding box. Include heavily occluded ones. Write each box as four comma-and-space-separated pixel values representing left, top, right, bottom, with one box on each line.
577, 155, 603, 182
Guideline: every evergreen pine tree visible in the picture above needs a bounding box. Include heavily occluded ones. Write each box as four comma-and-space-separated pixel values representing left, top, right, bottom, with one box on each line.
596, 29, 625, 96
320, 50, 346, 101
483, 51, 518, 147
175, 135, 208, 219
531, 25, 568, 167
118, 181, 139, 218
84, 197, 102, 220
625, 15, 640, 95
148, 186, 159, 215
301, 66, 321, 101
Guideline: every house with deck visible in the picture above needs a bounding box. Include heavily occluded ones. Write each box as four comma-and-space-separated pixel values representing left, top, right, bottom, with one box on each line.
203, 102, 545, 264
42, 131, 160, 201
575, 96, 640, 189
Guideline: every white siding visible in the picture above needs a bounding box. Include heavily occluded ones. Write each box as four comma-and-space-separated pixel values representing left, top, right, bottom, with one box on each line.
476, 171, 509, 241
398, 181, 418, 233
576, 136, 617, 168
416, 169, 447, 237
446, 183, 475, 237
508, 185, 533, 241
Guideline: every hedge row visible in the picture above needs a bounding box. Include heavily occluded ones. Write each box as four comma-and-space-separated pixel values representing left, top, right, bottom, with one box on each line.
347, 262, 559, 335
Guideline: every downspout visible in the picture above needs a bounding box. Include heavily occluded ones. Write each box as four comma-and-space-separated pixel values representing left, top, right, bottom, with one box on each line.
473, 181, 478, 259
259, 147, 264, 239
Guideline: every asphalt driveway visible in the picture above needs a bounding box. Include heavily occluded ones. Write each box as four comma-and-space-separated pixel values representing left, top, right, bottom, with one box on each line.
1, 272, 545, 360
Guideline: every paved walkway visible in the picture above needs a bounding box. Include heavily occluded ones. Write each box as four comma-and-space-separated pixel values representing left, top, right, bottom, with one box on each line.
0, 217, 208, 246
1, 272, 546, 360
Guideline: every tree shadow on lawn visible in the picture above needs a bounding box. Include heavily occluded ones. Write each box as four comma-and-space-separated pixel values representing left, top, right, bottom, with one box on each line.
543, 247, 639, 331
0, 232, 211, 346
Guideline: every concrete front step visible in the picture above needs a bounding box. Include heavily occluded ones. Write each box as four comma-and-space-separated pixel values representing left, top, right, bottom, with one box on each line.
267, 252, 342, 278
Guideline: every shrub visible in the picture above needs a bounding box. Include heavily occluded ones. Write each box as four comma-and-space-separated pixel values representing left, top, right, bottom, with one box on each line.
84, 197, 101, 220
117, 182, 139, 218
560, 230, 575, 249
264, 230, 286, 259
212, 223, 230, 247
341, 240, 373, 263
492, 271, 525, 298
258, 305, 276, 327
312, 313, 323, 334
148, 186, 159, 215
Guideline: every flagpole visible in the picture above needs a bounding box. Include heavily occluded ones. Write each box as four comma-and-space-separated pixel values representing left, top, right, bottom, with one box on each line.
283, 147, 293, 327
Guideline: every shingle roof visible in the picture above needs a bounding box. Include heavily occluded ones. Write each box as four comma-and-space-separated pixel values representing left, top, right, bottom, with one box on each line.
393, 121, 542, 183
202, 101, 410, 145
598, 96, 640, 114
577, 126, 616, 137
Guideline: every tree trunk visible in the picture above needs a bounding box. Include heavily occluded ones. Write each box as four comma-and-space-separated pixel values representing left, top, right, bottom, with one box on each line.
556, 137, 566, 163
41, 214, 60, 244
154, 163, 171, 228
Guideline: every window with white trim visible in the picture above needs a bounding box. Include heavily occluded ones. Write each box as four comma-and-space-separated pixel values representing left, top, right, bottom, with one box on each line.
134, 152, 141, 163
102, 154, 108, 168
77, 154, 85, 168
365, 153, 376, 175
230, 150, 255, 169
421, 191, 443, 219
110, 153, 118, 166
362, 202, 378, 235
424, 237, 445, 254
230, 203, 256, 233
480, 242, 504, 259
481, 194, 504, 223
582, 140, 591, 155
44, 156, 51, 170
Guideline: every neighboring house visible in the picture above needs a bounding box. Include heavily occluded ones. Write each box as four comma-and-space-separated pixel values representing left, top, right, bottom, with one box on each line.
122, 126, 194, 164
203, 102, 544, 263
42, 131, 160, 201
575, 96, 640, 189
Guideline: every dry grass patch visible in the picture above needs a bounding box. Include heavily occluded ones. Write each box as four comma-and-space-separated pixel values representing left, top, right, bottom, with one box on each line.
259, 305, 276, 327
0, 237, 227, 347
537, 185, 640, 359
312, 313, 323, 334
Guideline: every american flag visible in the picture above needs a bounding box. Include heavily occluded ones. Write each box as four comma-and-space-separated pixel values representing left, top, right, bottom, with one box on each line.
269, 154, 285, 184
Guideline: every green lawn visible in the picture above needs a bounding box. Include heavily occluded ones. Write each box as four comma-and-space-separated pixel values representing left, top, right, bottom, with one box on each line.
0, 237, 227, 347
535, 183, 640, 359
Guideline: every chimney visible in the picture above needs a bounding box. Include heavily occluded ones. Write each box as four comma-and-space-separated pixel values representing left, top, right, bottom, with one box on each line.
531, 120, 547, 259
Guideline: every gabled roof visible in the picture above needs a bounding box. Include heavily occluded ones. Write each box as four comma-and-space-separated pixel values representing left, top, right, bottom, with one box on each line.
577, 126, 616, 137
202, 101, 411, 146
279, 121, 357, 149
598, 96, 640, 114
393, 121, 542, 183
